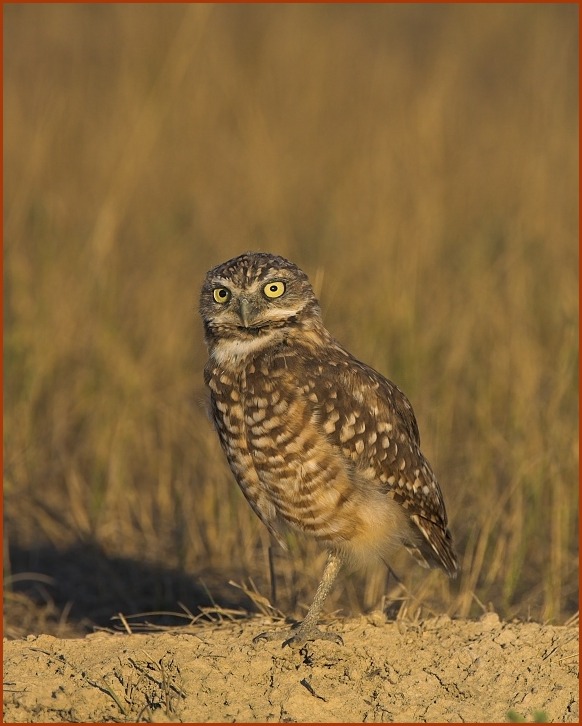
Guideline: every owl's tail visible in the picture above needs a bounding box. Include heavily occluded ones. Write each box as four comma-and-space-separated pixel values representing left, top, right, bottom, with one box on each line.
405, 514, 459, 578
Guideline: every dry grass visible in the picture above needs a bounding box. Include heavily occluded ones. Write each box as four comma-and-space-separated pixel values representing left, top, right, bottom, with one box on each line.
4, 4, 578, 636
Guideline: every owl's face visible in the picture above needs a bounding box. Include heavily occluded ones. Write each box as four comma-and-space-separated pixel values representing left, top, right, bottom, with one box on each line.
200, 252, 322, 357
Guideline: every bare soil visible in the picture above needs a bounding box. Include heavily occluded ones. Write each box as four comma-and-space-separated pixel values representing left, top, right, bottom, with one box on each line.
3, 613, 578, 723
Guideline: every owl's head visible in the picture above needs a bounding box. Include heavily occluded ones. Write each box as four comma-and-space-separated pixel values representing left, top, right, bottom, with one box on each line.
200, 252, 324, 357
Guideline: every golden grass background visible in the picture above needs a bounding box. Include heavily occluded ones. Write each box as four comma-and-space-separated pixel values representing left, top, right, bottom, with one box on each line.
4, 4, 578, 636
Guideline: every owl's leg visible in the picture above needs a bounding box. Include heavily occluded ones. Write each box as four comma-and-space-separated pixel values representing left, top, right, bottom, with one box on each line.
253, 551, 344, 647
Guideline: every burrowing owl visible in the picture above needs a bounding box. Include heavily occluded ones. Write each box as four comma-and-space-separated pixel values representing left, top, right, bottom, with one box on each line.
200, 252, 457, 646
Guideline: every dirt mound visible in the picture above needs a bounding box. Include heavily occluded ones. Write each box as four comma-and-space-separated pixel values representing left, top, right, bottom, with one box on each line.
3, 614, 578, 723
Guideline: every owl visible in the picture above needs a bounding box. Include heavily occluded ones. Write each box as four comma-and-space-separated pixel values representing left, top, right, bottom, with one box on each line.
200, 252, 457, 646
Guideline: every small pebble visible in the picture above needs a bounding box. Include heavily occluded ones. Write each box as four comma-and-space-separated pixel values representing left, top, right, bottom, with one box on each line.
480, 612, 501, 630
367, 611, 386, 627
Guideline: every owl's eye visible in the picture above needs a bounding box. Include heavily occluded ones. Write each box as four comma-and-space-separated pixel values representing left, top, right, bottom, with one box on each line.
263, 281, 286, 299
212, 287, 231, 304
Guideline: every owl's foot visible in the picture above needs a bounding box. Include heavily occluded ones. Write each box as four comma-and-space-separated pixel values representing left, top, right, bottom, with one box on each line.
253, 622, 343, 648
283, 624, 343, 648
253, 553, 345, 648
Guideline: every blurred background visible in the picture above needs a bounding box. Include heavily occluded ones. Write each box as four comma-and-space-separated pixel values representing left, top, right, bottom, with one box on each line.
4, 3, 578, 638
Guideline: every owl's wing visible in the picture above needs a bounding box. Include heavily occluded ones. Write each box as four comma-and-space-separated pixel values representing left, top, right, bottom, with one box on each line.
299, 347, 458, 576
207, 386, 288, 551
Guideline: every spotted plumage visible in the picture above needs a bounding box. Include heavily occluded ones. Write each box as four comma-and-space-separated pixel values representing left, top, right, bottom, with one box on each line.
200, 252, 457, 645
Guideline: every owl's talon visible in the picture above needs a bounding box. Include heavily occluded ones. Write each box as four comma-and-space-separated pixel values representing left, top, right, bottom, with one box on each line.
252, 628, 286, 644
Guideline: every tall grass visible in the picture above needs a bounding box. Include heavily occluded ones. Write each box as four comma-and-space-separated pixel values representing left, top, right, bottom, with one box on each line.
4, 4, 578, 633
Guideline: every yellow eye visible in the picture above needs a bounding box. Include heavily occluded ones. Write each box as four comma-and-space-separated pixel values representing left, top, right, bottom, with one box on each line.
212, 287, 231, 304
263, 281, 286, 299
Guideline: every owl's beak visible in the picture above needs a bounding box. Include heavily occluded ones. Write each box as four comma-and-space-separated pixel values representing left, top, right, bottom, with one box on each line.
239, 298, 252, 328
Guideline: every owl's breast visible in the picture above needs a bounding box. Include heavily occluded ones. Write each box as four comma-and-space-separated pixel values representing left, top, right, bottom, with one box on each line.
205, 349, 368, 544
